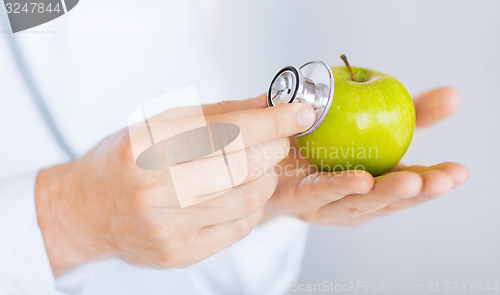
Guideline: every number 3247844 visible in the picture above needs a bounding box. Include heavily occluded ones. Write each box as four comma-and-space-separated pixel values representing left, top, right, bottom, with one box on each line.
5, 2, 61, 14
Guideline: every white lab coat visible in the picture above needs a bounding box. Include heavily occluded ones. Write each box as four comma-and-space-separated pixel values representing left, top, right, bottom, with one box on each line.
0, 1, 309, 294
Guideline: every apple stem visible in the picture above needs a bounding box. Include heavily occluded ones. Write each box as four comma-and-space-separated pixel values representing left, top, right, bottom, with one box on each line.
340, 54, 356, 82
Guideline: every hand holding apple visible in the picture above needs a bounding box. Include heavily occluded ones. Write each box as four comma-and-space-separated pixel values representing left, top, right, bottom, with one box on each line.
265, 87, 469, 226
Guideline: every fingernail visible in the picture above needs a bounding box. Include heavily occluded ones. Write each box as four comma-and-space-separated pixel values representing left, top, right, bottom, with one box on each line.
297, 106, 316, 128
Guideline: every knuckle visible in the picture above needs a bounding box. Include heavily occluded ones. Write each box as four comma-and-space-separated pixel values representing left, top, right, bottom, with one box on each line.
348, 206, 364, 219
266, 139, 291, 164
278, 139, 291, 161
351, 172, 375, 193
246, 144, 262, 179
262, 173, 279, 199
154, 232, 187, 267
231, 151, 249, 181
282, 137, 291, 152
144, 218, 164, 238
131, 201, 176, 240
298, 212, 318, 224
118, 132, 136, 167
144, 214, 170, 239
272, 109, 285, 137
130, 186, 149, 210
241, 175, 276, 213
231, 218, 254, 240
156, 244, 179, 266
242, 188, 262, 213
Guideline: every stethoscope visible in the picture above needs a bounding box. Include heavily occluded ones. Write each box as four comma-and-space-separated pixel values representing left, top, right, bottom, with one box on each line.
267, 61, 335, 136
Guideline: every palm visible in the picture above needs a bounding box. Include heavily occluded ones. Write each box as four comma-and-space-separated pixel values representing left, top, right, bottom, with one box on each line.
267, 88, 469, 226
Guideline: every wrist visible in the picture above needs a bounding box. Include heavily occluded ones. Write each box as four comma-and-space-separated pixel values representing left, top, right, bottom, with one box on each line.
35, 162, 114, 277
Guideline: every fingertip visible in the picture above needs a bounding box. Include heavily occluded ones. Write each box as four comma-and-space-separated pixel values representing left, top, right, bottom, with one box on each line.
434, 162, 470, 185
414, 87, 461, 128
455, 165, 470, 185
353, 170, 375, 193
421, 169, 454, 196
296, 104, 316, 129
439, 87, 461, 116
267, 102, 316, 137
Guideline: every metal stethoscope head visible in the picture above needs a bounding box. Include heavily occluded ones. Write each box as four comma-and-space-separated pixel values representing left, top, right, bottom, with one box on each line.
267, 61, 335, 137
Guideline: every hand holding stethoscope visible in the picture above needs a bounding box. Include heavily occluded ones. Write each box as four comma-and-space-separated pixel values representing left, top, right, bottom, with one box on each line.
34, 94, 317, 276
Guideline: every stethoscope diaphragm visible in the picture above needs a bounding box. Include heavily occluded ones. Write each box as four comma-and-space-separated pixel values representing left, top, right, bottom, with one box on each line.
267, 61, 335, 136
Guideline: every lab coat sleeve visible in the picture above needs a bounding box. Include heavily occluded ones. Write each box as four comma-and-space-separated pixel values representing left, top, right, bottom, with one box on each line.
0, 170, 55, 294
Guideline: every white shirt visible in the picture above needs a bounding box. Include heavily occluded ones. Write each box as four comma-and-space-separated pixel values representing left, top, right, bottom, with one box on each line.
0, 1, 309, 294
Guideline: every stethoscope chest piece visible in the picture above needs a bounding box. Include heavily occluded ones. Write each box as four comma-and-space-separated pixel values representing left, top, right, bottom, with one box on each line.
267, 60, 335, 136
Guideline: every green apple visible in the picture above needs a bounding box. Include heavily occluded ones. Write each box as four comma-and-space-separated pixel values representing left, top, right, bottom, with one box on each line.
296, 60, 415, 176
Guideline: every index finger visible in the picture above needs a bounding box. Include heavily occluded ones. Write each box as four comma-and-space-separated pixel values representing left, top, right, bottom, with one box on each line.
131, 99, 316, 163
149, 94, 268, 123
206, 102, 316, 147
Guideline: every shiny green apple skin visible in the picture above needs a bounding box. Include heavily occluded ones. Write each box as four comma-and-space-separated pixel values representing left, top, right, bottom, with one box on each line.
296, 66, 415, 176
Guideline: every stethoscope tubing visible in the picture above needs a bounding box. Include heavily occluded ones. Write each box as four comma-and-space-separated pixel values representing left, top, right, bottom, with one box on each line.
1, 11, 76, 159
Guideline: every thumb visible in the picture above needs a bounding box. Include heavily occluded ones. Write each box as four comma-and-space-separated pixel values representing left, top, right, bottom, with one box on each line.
414, 87, 461, 128
202, 93, 268, 116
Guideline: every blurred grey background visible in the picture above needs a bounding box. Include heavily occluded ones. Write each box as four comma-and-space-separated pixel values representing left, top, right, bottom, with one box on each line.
205, 0, 500, 293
